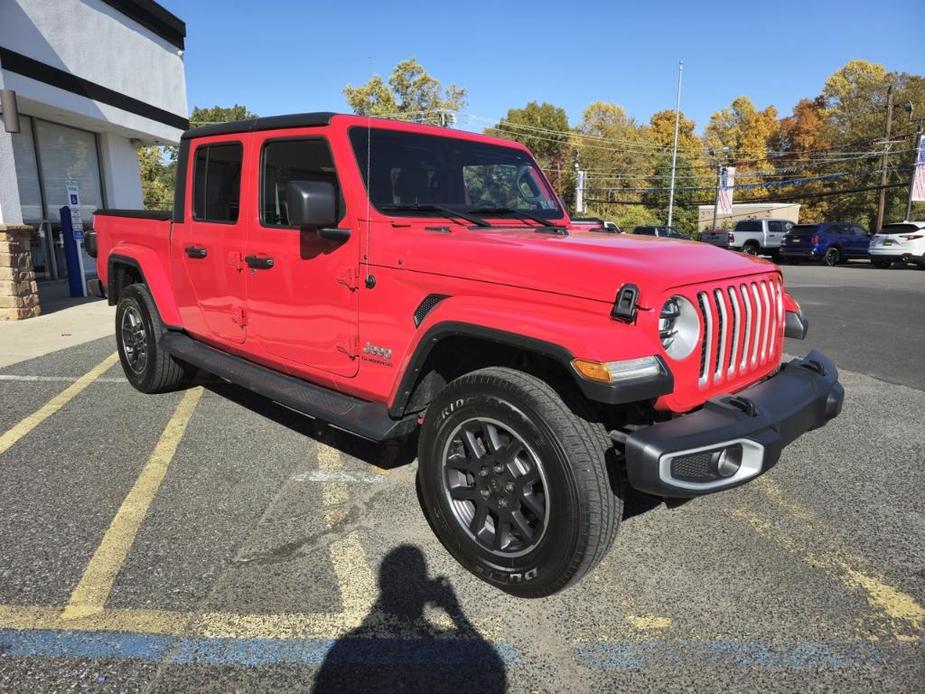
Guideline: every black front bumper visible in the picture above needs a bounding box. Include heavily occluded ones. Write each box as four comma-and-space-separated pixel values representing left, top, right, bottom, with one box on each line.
624, 350, 844, 498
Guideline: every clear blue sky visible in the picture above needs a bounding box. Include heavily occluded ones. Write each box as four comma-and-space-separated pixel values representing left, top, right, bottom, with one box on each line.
159, 0, 923, 132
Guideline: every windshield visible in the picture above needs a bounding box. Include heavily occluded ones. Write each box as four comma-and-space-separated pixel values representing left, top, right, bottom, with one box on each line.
879, 224, 922, 235
789, 224, 818, 235
349, 127, 565, 220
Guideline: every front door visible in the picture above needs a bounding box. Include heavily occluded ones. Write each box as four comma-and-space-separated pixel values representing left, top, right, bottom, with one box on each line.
174, 140, 248, 345
243, 133, 359, 377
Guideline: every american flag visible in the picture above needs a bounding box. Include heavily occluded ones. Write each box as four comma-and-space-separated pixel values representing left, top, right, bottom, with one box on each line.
717, 166, 736, 215
911, 136, 925, 203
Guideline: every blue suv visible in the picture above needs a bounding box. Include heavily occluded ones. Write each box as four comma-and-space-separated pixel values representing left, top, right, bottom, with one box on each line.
779, 222, 871, 266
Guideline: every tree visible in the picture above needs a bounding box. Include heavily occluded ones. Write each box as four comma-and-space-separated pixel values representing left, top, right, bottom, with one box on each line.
489, 101, 571, 189
343, 59, 466, 126
188, 104, 257, 127
138, 104, 257, 211
645, 109, 699, 152
641, 154, 699, 233
705, 96, 778, 164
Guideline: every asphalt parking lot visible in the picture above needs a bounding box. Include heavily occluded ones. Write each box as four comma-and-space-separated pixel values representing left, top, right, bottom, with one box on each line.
0, 262, 922, 692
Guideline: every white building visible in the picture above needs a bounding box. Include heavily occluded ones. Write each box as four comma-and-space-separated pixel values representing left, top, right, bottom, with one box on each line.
0, 0, 187, 315
697, 203, 801, 232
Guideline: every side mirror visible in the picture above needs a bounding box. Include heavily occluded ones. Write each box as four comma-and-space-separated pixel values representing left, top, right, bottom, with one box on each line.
286, 180, 338, 229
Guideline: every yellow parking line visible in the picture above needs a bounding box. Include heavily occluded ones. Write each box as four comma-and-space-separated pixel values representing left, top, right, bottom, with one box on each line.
0, 604, 187, 635
730, 506, 924, 641
317, 444, 349, 526
61, 387, 203, 620
0, 352, 119, 458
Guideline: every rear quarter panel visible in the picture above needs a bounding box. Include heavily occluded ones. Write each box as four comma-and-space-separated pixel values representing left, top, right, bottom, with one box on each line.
93, 213, 182, 326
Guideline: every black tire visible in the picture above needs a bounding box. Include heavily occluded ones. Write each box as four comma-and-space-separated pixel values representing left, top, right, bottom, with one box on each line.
742, 241, 760, 256
871, 257, 892, 269
417, 367, 621, 598
822, 247, 840, 266
116, 284, 194, 393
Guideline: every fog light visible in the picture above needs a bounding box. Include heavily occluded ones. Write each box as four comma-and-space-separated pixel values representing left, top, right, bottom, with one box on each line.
713, 445, 743, 478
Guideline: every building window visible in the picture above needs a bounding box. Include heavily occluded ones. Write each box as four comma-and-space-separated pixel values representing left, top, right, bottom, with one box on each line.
34, 119, 104, 224
10, 118, 43, 222
193, 143, 243, 223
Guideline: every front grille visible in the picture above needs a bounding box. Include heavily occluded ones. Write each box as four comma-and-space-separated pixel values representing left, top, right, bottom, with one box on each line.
695, 276, 783, 389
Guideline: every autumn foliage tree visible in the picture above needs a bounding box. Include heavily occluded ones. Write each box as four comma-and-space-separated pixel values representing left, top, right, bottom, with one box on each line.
343, 59, 466, 126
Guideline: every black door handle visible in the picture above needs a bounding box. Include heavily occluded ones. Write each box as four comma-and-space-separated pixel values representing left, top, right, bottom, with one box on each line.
245, 255, 275, 270
184, 245, 207, 259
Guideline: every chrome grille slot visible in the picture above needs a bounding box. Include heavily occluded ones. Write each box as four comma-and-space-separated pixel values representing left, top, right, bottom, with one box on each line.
726, 287, 741, 377
697, 291, 712, 387
713, 289, 727, 381
750, 283, 762, 367
757, 282, 769, 363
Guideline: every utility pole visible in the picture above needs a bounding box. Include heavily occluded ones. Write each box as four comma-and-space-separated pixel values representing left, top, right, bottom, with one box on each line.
710, 147, 729, 231
574, 161, 585, 214
905, 120, 924, 222
667, 60, 684, 228
875, 84, 894, 232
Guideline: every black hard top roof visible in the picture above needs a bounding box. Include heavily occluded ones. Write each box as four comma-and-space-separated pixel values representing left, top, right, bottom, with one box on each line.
181, 112, 338, 140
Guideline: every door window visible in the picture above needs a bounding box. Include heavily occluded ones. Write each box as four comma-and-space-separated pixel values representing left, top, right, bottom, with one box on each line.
193, 143, 243, 223
768, 221, 782, 233
260, 138, 342, 227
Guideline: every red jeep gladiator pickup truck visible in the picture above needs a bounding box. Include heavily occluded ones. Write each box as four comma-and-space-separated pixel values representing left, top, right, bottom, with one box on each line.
90, 113, 844, 598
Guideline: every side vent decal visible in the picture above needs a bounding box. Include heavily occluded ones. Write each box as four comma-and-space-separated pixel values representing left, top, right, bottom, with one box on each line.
413, 294, 450, 327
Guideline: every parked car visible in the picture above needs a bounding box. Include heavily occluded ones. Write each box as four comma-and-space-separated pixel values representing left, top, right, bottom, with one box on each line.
90, 112, 843, 598
633, 225, 690, 239
571, 217, 623, 233
779, 222, 871, 266
701, 219, 794, 256
868, 221, 925, 269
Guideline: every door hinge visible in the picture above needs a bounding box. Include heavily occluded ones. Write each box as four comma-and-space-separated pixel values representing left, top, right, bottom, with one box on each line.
337, 335, 359, 360
233, 306, 247, 327
337, 267, 359, 292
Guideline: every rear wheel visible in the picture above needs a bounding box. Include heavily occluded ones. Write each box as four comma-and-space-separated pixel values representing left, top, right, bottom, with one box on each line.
116, 284, 195, 393
823, 247, 840, 266
417, 367, 621, 598
742, 241, 760, 256
871, 257, 892, 269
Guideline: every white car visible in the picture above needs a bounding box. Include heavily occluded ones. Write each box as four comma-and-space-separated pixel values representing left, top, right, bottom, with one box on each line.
868, 221, 925, 269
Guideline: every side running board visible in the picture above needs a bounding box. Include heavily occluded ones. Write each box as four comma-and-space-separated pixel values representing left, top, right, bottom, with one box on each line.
161, 332, 416, 441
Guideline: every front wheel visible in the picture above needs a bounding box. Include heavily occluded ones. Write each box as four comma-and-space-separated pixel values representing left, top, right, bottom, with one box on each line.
823, 247, 840, 266
417, 367, 621, 598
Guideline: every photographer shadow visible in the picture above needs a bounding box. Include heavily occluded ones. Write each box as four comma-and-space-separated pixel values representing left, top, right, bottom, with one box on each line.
312, 545, 507, 693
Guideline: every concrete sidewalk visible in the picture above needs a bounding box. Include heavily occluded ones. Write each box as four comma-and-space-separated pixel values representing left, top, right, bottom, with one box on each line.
0, 284, 113, 367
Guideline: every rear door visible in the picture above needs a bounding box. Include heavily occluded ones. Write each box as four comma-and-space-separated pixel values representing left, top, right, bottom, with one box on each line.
173, 139, 248, 344
850, 225, 870, 256
766, 221, 784, 248
243, 133, 360, 378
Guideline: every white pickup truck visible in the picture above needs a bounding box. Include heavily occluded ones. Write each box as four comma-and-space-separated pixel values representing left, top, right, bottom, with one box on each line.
700, 219, 794, 256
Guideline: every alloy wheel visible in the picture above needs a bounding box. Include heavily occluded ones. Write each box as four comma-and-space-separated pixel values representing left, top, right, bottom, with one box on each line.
120, 306, 147, 374
441, 417, 550, 557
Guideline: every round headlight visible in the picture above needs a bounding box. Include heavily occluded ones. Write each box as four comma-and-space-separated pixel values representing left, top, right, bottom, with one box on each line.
659, 296, 700, 360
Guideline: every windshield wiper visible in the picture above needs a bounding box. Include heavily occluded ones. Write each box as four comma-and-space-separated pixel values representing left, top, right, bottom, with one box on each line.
468, 206, 567, 233
379, 203, 490, 228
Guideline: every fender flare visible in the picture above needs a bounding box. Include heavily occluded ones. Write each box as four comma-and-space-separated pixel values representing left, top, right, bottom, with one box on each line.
107, 249, 182, 327
388, 320, 672, 418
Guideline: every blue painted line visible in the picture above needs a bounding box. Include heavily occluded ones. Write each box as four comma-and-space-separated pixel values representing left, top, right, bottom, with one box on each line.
575, 640, 886, 670
0, 629, 518, 668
